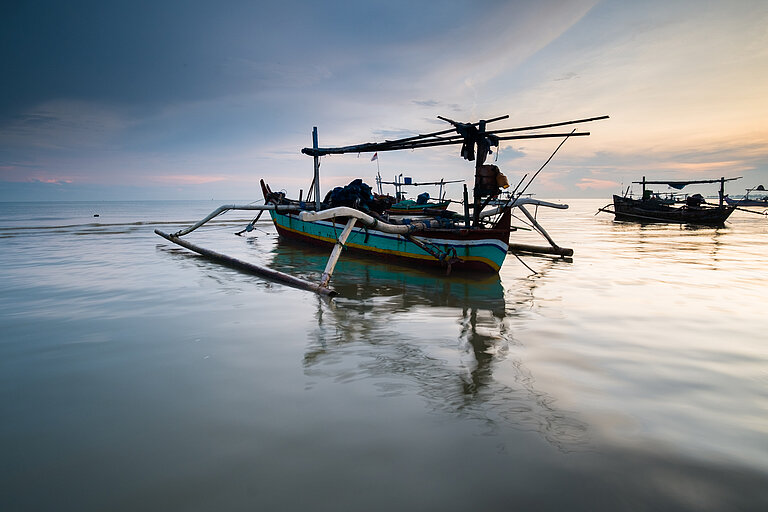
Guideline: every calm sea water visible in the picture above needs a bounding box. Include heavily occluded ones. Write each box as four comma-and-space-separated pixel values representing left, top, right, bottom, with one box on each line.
1, 199, 767, 511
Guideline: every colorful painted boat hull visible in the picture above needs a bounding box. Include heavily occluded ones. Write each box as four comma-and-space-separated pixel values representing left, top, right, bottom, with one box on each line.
269, 211, 510, 273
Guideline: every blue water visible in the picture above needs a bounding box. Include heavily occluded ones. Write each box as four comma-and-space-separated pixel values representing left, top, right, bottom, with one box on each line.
1, 200, 767, 511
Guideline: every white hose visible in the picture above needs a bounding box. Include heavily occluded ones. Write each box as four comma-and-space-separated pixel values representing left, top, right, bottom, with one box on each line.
299, 207, 441, 234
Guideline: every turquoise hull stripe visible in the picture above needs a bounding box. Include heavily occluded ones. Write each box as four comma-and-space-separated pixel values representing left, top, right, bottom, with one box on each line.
270, 212, 508, 271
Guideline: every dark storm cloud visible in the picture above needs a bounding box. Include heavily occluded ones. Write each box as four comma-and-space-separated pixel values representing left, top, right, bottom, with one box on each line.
2, 1, 298, 115
0, 0, 482, 118
2, 0, 765, 201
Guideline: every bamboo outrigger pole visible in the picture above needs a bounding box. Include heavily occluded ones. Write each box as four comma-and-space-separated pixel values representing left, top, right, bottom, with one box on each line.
154, 229, 337, 296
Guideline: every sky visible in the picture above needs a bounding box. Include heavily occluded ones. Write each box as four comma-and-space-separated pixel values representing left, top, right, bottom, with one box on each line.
1, 0, 767, 201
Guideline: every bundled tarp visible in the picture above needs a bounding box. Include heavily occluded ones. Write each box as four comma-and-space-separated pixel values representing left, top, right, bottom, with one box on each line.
323, 179, 378, 211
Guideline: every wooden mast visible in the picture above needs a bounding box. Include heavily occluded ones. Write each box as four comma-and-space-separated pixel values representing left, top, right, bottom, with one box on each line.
719, 176, 725, 207
473, 119, 487, 226
312, 127, 321, 210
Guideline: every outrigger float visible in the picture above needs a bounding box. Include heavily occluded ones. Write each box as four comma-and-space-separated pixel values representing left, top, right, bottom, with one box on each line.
156, 114, 608, 295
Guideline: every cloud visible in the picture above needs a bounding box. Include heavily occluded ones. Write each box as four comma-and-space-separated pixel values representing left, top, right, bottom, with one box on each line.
553, 72, 579, 81
497, 145, 526, 161
5, 177, 75, 185
2, 0, 767, 200
663, 160, 753, 174
148, 174, 229, 185
0, 100, 129, 150
221, 58, 333, 88
575, 178, 619, 190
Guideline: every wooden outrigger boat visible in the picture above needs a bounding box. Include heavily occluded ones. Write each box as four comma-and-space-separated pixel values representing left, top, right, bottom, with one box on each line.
262, 179, 512, 273
156, 114, 608, 295
375, 175, 461, 216
599, 176, 740, 226
386, 199, 452, 215
724, 185, 768, 208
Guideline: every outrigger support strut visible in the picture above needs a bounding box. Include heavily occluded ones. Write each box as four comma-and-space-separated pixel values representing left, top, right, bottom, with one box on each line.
320, 217, 356, 288
508, 204, 574, 257
171, 204, 300, 237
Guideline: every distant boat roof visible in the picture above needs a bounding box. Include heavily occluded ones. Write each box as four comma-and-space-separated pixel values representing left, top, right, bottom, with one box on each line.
633, 177, 741, 190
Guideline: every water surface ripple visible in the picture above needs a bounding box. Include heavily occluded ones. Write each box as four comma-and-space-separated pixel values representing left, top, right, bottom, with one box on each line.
1, 200, 767, 511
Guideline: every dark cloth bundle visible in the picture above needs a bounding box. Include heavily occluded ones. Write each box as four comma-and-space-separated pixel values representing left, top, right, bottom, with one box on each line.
323, 179, 375, 210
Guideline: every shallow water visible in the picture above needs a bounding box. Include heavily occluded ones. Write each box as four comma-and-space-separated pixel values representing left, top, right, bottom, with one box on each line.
1, 199, 767, 511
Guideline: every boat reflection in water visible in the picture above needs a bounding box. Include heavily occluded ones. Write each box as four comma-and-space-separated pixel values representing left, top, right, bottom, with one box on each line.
267, 237, 587, 450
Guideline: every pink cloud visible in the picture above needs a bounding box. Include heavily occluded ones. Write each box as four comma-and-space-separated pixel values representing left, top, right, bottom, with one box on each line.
31, 178, 74, 184
0, 167, 74, 184
575, 178, 619, 190
664, 160, 748, 173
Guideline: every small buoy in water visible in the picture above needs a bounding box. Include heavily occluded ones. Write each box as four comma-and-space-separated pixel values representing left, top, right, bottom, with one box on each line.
93, 214, 99, 217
